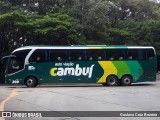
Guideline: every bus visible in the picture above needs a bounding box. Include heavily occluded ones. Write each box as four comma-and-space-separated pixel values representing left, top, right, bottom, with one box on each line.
2, 45, 157, 87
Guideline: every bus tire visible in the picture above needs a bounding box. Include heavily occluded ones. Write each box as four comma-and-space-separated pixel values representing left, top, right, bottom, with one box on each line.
25, 76, 37, 87
106, 75, 118, 86
121, 75, 132, 86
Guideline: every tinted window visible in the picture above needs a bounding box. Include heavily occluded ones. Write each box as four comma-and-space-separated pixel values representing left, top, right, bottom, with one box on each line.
146, 49, 155, 60
13, 49, 31, 62
29, 49, 46, 63
107, 49, 125, 60
87, 50, 105, 61
8, 58, 19, 74
12, 49, 31, 69
49, 50, 67, 61
126, 49, 147, 60
69, 50, 86, 61
126, 50, 138, 60
8, 49, 31, 74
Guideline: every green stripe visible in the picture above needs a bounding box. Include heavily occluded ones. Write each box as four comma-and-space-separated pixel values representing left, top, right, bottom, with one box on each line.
125, 61, 143, 82
112, 61, 130, 78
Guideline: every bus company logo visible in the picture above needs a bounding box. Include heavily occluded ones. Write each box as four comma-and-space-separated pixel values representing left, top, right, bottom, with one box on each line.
50, 64, 95, 78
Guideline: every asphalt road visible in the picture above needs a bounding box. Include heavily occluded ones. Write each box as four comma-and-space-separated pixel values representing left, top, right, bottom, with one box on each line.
1, 74, 160, 120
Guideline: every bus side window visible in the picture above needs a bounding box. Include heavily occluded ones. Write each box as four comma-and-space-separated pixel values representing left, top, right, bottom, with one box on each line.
108, 50, 124, 61
29, 49, 46, 63
49, 50, 66, 61
140, 50, 146, 60
127, 49, 146, 60
69, 50, 86, 61
127, 50, 138, 60
87, 50, 105, 61
108, 51, 116, 60
127, 52, 133, 60
137, 50, 146, 60
146, 49, 154, 60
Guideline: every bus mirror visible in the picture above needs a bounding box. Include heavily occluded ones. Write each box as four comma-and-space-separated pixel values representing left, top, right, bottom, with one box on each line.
11, 60, 19, 69
12, 65, 19, 69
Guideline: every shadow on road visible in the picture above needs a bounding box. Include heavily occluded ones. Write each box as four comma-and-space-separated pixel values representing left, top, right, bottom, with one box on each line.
3, 82, 156, 89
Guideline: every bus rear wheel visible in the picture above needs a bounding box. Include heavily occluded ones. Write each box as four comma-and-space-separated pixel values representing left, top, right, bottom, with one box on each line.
25, 76, 37, 87
106, 75, 118, 86
121, 75, 132, 86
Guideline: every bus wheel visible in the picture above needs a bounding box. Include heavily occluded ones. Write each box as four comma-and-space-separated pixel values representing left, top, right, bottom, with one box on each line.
106, 75, 118, 86
121, 75, 132, 86
25, 76, 37, 87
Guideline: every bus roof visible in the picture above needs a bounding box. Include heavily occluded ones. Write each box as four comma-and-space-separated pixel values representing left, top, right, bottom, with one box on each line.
12, 45, 155, 53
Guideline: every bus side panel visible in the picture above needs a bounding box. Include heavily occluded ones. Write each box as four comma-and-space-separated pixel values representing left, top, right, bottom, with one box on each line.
26, 61, 104, 84
97, 61, 143, 83
5, 70, 27, 85
64, 61, 103, 83
125, 61, 143, 82
26, 62, 60, 84
138, 58, 156, 82
111, 61, 130, 79
97, 61, 117, 83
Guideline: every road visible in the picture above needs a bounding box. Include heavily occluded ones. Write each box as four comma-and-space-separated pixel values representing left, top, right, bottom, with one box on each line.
1, 74, 160, 120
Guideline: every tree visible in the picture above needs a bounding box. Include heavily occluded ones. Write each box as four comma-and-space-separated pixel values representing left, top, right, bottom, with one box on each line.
17, 13, 77, 45
0, 0, 12, 14
63, 0, 114, 44
1, 0, 160, 56
0, 11, 27, 56
0, 10, 77, 57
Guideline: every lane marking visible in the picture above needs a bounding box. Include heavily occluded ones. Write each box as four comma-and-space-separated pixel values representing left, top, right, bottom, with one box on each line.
0, 89, 19, 120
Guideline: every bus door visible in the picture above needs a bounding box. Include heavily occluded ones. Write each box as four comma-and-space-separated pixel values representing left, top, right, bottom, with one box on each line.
28, 49, 50, 83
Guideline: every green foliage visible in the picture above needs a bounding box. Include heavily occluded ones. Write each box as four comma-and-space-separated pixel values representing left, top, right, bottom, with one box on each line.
1, 0, 160, 56
0, 10, 77, 57
0, 0, 12, 14
108, 28, 133, 45
0, 11, 28, 56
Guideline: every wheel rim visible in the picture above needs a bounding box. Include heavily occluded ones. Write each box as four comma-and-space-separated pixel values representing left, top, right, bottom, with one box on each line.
27, 79, 33, 86
109, 77, 116, 85
123, 78, 131, 84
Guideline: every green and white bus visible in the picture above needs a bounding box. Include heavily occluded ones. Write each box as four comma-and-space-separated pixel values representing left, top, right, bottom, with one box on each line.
2, 45, 157, 87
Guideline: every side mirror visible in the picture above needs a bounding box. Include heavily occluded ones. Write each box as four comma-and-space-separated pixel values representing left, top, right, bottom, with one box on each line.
12, 64, 19, 69
11, 60, 19, 69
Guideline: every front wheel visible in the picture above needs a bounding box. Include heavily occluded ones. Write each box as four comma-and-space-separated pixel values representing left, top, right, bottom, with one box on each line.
25, 76, 37, 87
106, 75, 118, 86
121, 75, 132, 86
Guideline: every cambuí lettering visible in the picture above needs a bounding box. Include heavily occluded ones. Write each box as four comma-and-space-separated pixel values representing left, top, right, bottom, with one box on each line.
50, 64, 94, 78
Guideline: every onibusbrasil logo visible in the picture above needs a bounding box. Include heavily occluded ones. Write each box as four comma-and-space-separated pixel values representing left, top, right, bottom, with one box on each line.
50, 63, 95, 78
